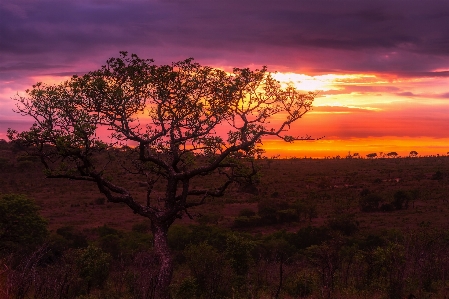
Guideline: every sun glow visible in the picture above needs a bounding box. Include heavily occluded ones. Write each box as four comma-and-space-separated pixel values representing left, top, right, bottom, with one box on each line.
271, 73, 376, 92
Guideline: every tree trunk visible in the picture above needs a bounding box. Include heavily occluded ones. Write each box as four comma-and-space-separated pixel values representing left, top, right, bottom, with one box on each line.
152, 222, 173, 299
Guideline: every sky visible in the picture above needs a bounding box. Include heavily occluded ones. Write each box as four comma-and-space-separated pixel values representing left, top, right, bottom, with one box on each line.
1, 0, 449, 158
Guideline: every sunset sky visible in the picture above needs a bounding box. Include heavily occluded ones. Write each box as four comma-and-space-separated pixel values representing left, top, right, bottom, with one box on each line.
1, 0, 449, 158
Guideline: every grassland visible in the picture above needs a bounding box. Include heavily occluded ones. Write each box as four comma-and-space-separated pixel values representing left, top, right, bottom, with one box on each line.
2, 142, 449, 298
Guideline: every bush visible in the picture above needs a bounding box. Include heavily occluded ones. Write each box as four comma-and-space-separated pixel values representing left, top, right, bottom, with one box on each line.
289, 226, 331, 249
277, 208, 299, 223
56, 226, 89, 249
238, 208, 256, 217
184, 242, 232, 299
233, 215, 261, 228
131, 221, 151, 233
359, 193, 382, 212
380, 203, 395, 212
326, 213, 359, 235
76, 245, 111, 294
393, 190, 411, 210
258, 198, 290, 225
0, 193, 48, 254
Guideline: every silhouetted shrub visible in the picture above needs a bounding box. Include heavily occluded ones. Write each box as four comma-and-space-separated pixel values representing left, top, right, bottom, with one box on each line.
359, 193, 382, 212
393, 190, 411, 210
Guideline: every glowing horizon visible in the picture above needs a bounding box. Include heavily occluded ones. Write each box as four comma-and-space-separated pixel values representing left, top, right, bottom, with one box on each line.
2, 69, 449, 159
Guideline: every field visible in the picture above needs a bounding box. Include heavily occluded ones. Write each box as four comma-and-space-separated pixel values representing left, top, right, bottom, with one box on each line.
2, 149, 449, 234
2, 142, 449, 299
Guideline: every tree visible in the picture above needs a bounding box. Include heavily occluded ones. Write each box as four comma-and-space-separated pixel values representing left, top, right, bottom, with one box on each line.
7, 52, 316, 298
366, 153, 377, 159
409, 151, 418, 157
386, 152, 398, 158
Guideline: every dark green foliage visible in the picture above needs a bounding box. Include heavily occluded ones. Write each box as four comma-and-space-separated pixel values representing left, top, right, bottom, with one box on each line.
56, 226, 88, 249
257, 198, 278, 224
225, 233, 255, 277
168, 225, 193, 251
288, 226, 331, 250
233, 215, 261, 228
131, 220, 151, 233
359, 191, 383, 212
0, 194, 48, 254
326, 213, 359, 235
285, 274, 314, 298
75, 245, 111, 294
175, 277, 198, 299
257, 198, 303, 225
184, 242, 231, 299
0, 157, 12, 171
99, 234, 121, 259
97, 224, 119, 237
238, 208, 256, 217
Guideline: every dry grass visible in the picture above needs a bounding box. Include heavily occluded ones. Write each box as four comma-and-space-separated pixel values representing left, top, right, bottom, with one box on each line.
2, 148, 449, 238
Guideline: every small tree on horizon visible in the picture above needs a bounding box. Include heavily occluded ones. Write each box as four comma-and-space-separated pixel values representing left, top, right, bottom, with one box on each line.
7, 52, 317, 299
367, 153, 377, 159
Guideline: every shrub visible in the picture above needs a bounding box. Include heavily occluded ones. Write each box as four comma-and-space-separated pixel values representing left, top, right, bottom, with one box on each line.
238, 208, 256, 217
359, 193, 383, 212
76, 245, 111, 294
276, 208, 299, 223
56, 226, 89, 249
131, 221, 151, 233
0, 193, 48, 254
184, 242, 232, 299
326, 213, 359, 235
380, 203, 395, 212
393, 190, 411, 210
258, 198, 290, 224
289, 226, 331, 249
233, 215, 261, 228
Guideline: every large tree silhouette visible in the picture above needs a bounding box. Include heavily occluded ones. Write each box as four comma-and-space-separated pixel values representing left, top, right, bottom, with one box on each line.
8, 52, 316, 298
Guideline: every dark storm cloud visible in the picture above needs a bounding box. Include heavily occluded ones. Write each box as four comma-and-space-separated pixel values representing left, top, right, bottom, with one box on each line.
1, 0, 449, 74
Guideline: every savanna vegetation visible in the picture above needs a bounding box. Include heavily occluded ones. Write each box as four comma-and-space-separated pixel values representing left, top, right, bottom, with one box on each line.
2, 138, 449, 299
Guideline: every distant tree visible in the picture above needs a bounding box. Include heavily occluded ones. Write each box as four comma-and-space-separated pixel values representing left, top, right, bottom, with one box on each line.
7, 52, 316, 298
366, 153, 377, 159
409, 151, 418, 157
387, 152, 398, 158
